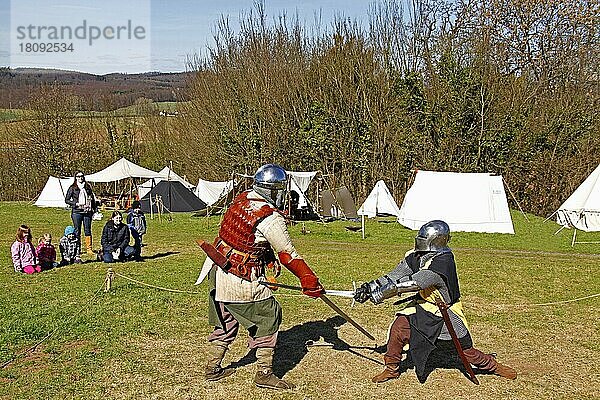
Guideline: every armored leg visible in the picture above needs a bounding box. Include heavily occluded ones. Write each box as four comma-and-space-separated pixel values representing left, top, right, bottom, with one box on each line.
372, 316, 411, 383
254, 347, 295, 390
463, 347, 517, 380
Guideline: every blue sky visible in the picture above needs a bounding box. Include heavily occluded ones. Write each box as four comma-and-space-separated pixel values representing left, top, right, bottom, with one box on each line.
0, 0, 371, 74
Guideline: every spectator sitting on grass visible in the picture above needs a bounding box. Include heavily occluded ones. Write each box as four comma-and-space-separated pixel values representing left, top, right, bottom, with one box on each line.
36, 233, 58, 270
100, 211, 136, 263
59, 226, 81, 265
11, 225, 41, 274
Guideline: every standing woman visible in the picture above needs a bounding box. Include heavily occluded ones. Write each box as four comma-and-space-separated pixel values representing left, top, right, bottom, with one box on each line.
64, 170, 97, 258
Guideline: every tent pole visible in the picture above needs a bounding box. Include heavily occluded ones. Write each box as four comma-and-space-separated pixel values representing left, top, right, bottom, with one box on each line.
502, 177, 529, 221
286, 177, 291, 219
361, 215, 365, 239
571, 229, 577, 247
543, 210, 557, 223
158, 196, 162, 222
316, 175, 321, 215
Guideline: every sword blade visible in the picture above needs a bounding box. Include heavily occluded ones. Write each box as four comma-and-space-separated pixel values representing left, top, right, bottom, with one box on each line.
258, 281, 355, 298
258, 281, 303, 291
323, 289, 356, 298
256, 281, 374, 340
320, 294, 376, 341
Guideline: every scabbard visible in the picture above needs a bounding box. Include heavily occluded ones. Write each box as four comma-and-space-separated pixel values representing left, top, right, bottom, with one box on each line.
196, 239, 229, 269
436, 301, 479, 385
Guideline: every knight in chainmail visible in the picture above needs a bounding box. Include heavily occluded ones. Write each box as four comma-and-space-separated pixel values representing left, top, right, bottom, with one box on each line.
354, 220, 517, 383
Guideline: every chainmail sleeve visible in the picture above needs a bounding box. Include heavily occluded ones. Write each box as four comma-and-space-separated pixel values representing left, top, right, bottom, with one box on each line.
376, 259, 412, 285
402, 269, 450, 301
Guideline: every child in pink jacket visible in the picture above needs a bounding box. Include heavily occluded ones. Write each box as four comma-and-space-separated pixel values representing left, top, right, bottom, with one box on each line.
11, 225, 41, 274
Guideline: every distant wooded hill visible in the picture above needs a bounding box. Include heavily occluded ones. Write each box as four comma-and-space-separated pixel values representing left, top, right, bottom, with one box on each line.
0, 67, 193, 110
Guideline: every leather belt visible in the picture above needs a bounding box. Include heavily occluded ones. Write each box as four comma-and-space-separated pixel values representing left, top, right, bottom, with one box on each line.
214, 239, 263, 281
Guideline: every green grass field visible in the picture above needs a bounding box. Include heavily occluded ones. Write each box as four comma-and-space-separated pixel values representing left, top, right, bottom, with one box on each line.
0, 109, 31, 122
0, 101, 184, 123
0, 203, 598, 399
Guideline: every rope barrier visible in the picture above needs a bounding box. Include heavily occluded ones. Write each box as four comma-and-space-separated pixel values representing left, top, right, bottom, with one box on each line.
3, 269, 595, 370
490, 292, 600, 309
1, 283, 105, 369
528, 292, 600, 306
111, 271, 203, 294
106, 270, 598, 306
108, 270, 303, 296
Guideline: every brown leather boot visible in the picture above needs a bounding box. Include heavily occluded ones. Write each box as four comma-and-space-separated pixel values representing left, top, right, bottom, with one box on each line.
254, 348, 295, 390
372, 356, 401, 383
84, 236, 95, 256
205, 340, 235, 381
494, 363, 517, 380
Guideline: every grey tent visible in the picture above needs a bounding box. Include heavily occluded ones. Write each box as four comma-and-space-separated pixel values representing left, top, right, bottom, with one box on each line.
321, 186, 358, 219
141, 181, 206, 213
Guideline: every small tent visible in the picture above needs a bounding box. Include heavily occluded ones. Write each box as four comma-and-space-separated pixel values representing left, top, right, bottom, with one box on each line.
357, 180, 402, 238
397, 170, 514, 234
138, 166, 194, 199
140, 181, 206, 213
34, 176, 73, 208
194, 179, 235, 206
358, 180, 401, 219
556, 163, 600, 232
86, 158, 163, 182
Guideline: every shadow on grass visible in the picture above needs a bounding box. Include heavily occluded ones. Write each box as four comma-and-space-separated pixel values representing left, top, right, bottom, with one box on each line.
418, 340, 484, 384
227, 318, 490, 382
141, 251, 180, 260
227, 316, 382, 377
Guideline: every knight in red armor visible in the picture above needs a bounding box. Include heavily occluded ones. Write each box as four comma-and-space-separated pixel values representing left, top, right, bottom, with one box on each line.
199, 164, 324, 390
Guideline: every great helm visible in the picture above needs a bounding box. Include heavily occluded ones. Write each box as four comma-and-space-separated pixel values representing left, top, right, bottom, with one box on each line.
253, 164, 288, 209
414, 220, 451, 252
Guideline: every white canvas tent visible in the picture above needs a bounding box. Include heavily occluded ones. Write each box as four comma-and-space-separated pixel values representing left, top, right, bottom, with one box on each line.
287, 170, 318, 208
357, 180, 402, 239
358, 180, 401, 219
195, 179, 235, 206
397, 170, 515, 234
34, 176, 73, 208
556, 164, 600, 232
85, 158, 163, 182
138, 166, 194, 199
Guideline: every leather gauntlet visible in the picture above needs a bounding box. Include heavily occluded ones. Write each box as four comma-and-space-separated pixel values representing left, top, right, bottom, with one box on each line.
278, 252, 324, 298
